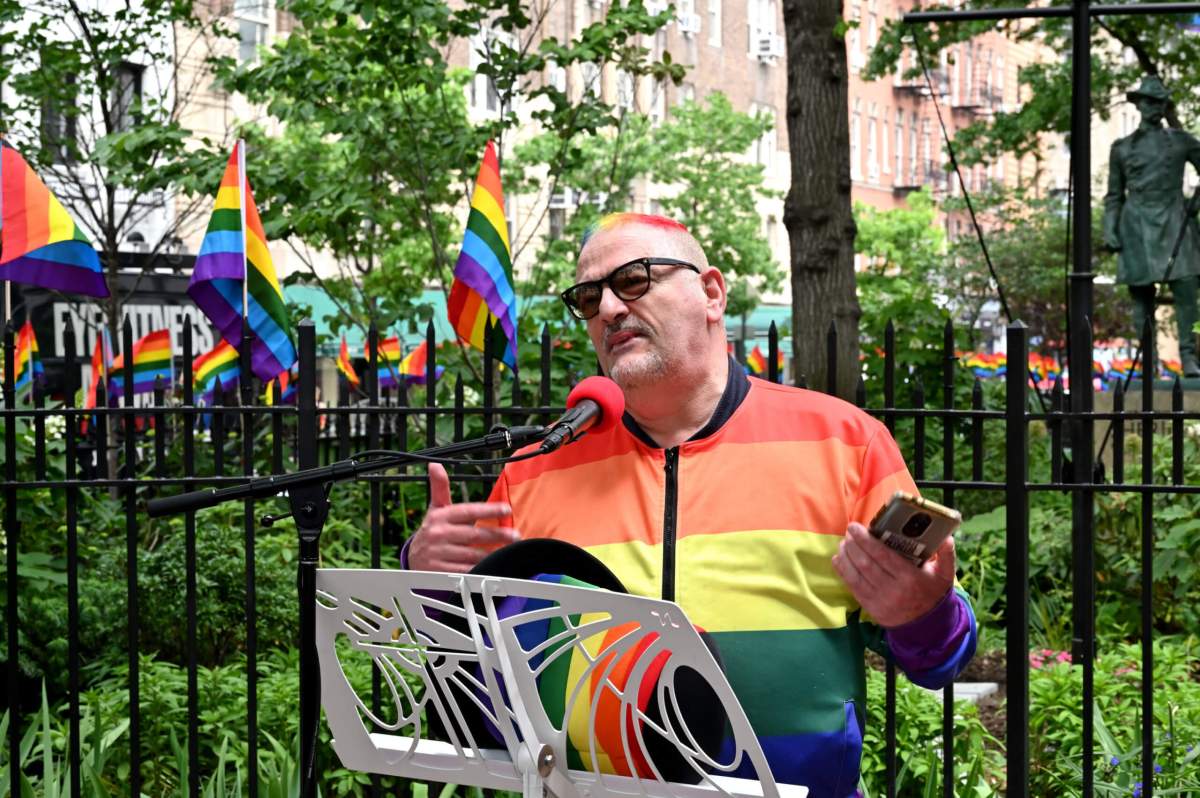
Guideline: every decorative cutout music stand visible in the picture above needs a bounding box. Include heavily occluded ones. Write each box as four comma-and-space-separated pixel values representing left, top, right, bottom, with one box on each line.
315, 569, 808, 798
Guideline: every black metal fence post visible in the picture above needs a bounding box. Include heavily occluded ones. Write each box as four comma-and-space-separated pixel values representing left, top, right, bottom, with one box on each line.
3, 321, 16, 798
940, 319, 956, 798
1006, 321, 1030, 798
121, 318, 141, 798
1140, 317, 1156, 798
63, 322, 81, 798
183, 324, 200, 798
240, 320, 259, 797
295, 321, 322, 798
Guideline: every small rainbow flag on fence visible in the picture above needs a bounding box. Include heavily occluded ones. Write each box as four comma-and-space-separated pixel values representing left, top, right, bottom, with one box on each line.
194, 340, 239, 403
365, 336, 402, 390
745, 344, 782, 377
12, 320, 44, 394
264, 368, 297, 405
109, 329, 172, 399
0, 142, 107, 297
84, 328, 113, 411
961, 351, 1007, 378
397, 340, 444, 385
337, 335, 360, 390
447, 141, 518, 368
187, 141, 295, 383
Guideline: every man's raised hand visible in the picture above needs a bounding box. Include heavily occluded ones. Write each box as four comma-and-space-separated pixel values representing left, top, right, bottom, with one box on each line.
407, 463, 520, 573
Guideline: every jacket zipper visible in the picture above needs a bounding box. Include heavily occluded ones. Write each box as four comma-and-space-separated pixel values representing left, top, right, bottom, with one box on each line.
662, 447, 679, 602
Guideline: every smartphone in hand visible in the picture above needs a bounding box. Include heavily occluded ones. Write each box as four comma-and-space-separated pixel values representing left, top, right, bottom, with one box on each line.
868, 491, 961, 566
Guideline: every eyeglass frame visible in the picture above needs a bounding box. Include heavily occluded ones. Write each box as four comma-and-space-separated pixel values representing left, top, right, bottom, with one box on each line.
560, 257, 701, 320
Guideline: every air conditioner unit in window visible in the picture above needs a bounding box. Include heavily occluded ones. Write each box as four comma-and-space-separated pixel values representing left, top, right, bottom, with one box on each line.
868, 163, 880, 182
677, 12, 701, 35
644, 0, 668, 15
549, 189, 576, 209
755, 34, 784, 62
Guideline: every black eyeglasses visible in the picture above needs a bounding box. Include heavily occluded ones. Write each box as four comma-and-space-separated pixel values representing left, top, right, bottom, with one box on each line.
560, 257, 700, 320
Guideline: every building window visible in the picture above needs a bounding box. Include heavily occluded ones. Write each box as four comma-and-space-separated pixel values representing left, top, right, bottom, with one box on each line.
708, 0, 722, 46
850, 101, 862, 181
649, 79, 666, 124
677, 82, 696, 106
751, 103, 775, 168
549, 207, 565, 240
909, 114, 918, 182
868, 13, 877, 47
867, 117, 878, 181
470, 31, 502, 112
616, 70, 635, 111
234, 0, 270, 64
881, 119, 890, 174
40, 62, 77, 163
895, 120, 904, 178
112, 62, 144, 133
579, 61, 601, 99
747, 0, 777, 51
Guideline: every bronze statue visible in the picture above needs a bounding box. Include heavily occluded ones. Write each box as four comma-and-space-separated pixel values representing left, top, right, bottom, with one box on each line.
1102, 75, 1200, 378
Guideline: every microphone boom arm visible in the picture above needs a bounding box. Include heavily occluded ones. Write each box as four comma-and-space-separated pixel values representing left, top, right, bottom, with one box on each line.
147, 424, 548, 518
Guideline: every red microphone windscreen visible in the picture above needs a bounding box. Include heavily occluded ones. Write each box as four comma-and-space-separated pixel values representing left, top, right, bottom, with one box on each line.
565, 376, 625, 434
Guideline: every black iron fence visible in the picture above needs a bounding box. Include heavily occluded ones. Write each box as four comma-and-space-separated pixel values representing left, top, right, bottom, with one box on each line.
2, 313, 1198, 798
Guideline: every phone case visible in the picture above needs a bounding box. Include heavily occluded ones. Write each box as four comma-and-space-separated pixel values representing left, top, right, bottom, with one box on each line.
868, 491, 961, 566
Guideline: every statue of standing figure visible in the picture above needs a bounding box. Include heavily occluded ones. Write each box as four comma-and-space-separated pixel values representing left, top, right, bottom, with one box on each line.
1102, 75, 1200, 378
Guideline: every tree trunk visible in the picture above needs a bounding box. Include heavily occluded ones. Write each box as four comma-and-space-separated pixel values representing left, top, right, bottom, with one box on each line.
782, 0, 860, 399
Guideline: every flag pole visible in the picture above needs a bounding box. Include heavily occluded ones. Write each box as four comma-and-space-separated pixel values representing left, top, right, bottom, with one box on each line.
237, 138, 249, 324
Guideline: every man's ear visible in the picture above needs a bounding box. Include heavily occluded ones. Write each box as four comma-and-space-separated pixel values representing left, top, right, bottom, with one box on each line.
701, 268, 727, 322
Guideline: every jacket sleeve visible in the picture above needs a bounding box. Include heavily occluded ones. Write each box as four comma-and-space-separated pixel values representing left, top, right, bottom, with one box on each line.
850, 422, 978, 690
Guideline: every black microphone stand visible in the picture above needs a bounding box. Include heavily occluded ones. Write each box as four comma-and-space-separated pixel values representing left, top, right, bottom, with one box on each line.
147, 424, 548, 798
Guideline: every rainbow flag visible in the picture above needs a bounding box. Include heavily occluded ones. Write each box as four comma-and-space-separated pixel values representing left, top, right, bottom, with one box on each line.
397, 340, 444, 385
193, 340, 239, 403
960, 351, 1007, 378
84, 328, 113, 410
745, 344, 783, 377
264, 368, 297, 405
506, 574, 671, 777
337, 335, 360, 390
447, 141, 518, 368
109, 329, 172, 399
365, 335, 402, 390
0, 143, 107, 297
12, 320, 44, 394
187, 141, 296, 383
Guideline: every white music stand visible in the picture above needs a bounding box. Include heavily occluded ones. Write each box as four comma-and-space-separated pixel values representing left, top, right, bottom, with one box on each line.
315, 570, 808, 798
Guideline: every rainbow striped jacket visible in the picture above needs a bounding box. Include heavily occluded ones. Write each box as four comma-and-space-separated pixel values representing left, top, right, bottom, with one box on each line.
487, 366, 977, 797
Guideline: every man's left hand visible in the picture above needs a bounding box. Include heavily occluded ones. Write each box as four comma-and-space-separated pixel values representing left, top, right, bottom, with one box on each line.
832, 522, 956, 628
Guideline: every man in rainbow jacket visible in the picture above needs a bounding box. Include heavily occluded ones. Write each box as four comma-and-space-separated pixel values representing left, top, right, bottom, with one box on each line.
404, 213, 977, 798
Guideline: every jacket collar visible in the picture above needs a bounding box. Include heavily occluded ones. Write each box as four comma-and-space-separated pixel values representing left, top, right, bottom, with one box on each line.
622, 356, 750, 448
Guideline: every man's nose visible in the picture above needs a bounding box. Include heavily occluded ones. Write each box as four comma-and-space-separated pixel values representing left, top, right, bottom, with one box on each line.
594, 285, 629, 325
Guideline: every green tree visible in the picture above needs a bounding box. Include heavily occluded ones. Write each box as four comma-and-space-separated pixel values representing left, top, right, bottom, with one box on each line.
854, 188, 959, 387
650, 94, 784, 317
222, 0, 684, 346
865, 1, 1200, 170
0, 0, 230, 342
511, 94, 783, 317
945, 189, 1126, 349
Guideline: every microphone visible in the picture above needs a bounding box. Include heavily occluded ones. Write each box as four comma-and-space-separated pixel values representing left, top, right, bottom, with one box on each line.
538, 376, 625, 454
